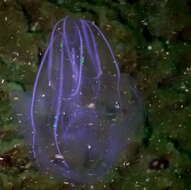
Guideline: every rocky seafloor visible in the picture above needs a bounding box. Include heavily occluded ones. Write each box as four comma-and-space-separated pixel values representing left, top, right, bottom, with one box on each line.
0, 0, 191, 190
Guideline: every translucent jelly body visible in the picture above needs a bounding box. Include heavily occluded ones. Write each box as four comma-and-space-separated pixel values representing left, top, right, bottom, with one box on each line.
13, 16, 143, 184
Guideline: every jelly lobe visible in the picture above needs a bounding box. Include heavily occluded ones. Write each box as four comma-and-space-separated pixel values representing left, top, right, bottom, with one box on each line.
13, 16, 143, 184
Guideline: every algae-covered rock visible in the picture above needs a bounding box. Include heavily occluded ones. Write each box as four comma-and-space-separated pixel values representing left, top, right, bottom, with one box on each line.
145, 0, 191, 39
0, 0, 191, 189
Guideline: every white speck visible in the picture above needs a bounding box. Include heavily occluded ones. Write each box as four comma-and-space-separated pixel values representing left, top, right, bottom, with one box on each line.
88, 123, 93, 126
123, 161, 130, 167
5, 17, 8, 21
111, 118, 117, 122
12, 57, 17, 62
0, 157, 4, 161
135, 181, 140, 187
141, 19, 148, 26
14, 144, 20, 148
12, 52, 19, 56
55, 154, 64, 159
88, 145, 92, 149
147, 45, 152, 50
1, 79, 5, 84
48, 81, 52, 86
14, 96, 19, 100
70, 183, 75, 187
115, 101, 120, 109
87, 103, 95, 109
90, 185, 94, 189
31, 22, 39, 32
41, 94, 45, 97
185, 88, 189, 92
145, 177, 150, 182
113, 60, 117, 65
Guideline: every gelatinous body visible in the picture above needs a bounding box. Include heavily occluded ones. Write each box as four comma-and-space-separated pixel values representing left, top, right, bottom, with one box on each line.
13, 16, 143, 184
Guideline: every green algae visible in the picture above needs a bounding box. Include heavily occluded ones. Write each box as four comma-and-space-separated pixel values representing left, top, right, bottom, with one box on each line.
0, 0, 191, 190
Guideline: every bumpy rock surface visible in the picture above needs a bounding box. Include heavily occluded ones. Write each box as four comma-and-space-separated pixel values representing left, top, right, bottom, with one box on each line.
0, 0, 191, 189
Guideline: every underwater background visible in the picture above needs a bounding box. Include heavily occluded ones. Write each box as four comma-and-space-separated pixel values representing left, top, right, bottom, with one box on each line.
0, 0, 191, 190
